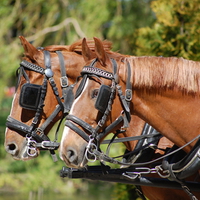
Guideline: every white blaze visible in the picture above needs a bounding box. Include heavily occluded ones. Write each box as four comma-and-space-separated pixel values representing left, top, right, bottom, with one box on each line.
59, 79, 89, 159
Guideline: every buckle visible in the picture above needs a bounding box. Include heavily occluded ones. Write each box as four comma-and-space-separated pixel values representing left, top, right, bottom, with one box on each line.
60, 76, 68, 88
125, 89, 132, 101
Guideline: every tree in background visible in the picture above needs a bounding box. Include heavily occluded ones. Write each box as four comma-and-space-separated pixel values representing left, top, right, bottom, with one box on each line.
0, 0, 154, 104
106, 0, 155, 54
133, 0, 200, 60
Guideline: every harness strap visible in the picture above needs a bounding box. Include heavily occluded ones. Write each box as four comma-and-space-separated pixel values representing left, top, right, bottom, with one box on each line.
36, 105, 62, 133
116, 61, 132, 126
21, 67, 30, 82
97, 116, 124, 141
6, 115, 30, 136
65, 120, 90, 142
44, 50, 52, 69
56, 51, 74, 114
75, 75, 88, 99
95, 59, 118, 133
95, 60, 132, 141
6, 116, 50, 141
162, 137, 200, 180
28, 76, 48, 135
135, 186, 147, 200
81, 59, 114, 80
101, 132, 161, 144
28, 50, 52, 133
94, 134, 200, 167
28, 51, 54, 134
56, 51, 68, 87
66, 114, 96, 136
117, 85, 131, 123
163, 161, 199, 200
125, 61, 132, 102
48, 77, 64, 112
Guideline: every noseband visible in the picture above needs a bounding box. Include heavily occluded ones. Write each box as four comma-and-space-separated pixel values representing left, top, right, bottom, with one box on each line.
6, 50, 74, 160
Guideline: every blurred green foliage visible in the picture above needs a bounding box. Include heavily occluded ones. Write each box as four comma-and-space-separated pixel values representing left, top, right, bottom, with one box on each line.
133, 0, 200, 60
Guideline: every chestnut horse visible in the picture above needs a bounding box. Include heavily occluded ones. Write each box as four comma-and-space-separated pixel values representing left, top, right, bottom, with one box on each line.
5, 37, 198, 200
59, 37, 200, 199
4, 36, 112, 160
4, 36, 175, 200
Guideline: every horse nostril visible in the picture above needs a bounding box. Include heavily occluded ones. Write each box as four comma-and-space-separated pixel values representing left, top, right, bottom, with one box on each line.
66, 148, 78, 164
8, 143, 16, 151
5, 143, 18, 156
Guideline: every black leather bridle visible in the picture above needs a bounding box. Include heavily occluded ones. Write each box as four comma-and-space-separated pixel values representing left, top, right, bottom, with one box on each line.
64, 58, 134, 159
6, 50, 74, 160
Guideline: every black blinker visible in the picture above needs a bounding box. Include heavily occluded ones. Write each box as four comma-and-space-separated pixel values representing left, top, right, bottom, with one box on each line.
95, 85, 112, 113
19, 83, 42, 110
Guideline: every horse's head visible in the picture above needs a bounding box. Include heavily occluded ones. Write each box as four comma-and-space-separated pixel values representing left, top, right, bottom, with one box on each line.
59, 37, 130, 168
4, 36, 95, 160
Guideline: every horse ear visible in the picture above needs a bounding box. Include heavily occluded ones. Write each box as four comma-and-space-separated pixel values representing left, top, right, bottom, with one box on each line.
82, 38, 95, 62
94, 37, 110, 67
19, 36, 40, 59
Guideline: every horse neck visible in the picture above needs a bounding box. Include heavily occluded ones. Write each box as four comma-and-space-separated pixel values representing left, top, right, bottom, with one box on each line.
132, 88, 200, 152
123, 116, 146, 151
115, 56, 200, 152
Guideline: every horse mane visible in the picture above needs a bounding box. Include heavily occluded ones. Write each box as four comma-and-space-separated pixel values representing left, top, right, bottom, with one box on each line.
42, 45, 70, 52
43, 38, 112, 53
126, 56, 200, 94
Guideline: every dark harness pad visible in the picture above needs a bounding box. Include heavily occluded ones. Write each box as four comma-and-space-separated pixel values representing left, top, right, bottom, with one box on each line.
19, 83, 42, 110
95, 85, 111, 113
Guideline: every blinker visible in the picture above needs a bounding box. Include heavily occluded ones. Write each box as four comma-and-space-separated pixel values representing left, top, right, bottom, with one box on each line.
19, 83, 42, 110
95, 85, 112, 113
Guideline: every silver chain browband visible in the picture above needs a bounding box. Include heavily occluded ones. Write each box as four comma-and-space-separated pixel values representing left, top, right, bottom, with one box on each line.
20, 60, 45, 74
81, 66, 114, 80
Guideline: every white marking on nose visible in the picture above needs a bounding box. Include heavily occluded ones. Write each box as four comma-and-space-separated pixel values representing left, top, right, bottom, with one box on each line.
59, 79, 89, 159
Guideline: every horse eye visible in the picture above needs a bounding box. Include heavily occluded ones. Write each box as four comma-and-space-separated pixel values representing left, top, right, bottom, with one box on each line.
91, 89, 99, 99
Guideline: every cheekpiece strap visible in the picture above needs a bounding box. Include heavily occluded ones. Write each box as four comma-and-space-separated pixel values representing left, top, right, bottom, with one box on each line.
125, 61, 132, 101
56, 51, 68, 88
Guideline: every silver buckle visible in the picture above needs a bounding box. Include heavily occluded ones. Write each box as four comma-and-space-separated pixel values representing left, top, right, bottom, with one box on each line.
26, 136, 37, 157
60, 76, 68, 88
125, 89, 132, 101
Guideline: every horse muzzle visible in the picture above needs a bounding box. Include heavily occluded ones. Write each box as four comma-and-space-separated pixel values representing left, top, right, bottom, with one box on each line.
4, 129, 39, 161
